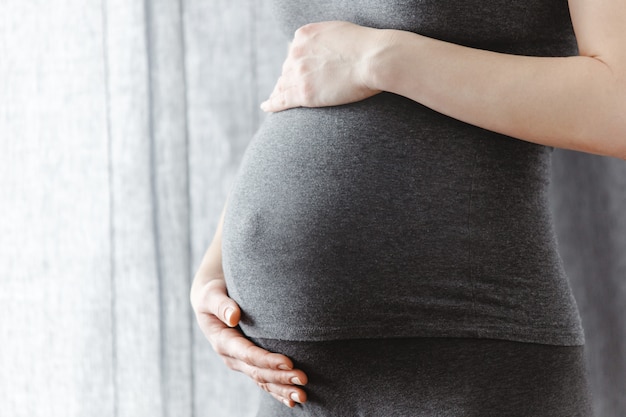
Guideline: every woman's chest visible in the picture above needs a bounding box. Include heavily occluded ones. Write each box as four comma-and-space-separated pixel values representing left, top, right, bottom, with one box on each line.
270, 0, 576, 54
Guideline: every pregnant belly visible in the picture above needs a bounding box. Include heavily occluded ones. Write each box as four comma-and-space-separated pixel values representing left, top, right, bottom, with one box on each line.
221, 92, 579, 343
221, 94, 482, 339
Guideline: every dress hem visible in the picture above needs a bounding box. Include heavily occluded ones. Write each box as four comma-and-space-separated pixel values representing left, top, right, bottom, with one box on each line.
239, 322, 585, 346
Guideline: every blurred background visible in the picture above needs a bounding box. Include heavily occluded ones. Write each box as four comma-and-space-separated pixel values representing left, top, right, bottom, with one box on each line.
0, 1, 624, 416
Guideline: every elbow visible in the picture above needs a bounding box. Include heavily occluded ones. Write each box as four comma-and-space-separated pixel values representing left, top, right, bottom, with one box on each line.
603, 69, 626, 160
616, 144, 626, 162
580, 56, 626, 160
572, 119, 626, 160
606, 102, 626, 160
614, 122, 626, 161
612, 143, 626, 161
591, 128, 626, 161
601, 106, 626, 160
584, 78, 626, 160
616, 99, 626, 160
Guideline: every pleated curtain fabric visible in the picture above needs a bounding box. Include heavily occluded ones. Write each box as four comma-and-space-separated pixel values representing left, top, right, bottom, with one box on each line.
0, 1, 623, 416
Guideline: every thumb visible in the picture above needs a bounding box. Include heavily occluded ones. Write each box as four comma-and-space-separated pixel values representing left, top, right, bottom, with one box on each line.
206, 279, 242, 327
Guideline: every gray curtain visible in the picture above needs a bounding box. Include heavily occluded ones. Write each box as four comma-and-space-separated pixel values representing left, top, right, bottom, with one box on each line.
0, 1, 623, 416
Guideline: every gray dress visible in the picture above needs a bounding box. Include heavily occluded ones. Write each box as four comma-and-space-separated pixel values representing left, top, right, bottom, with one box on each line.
222, 0, 593, 414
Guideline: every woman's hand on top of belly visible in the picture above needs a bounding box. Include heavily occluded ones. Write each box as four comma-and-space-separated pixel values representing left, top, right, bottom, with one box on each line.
260, 21, 383, 112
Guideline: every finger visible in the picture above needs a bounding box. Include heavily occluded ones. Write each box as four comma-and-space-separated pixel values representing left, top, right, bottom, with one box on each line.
223, 355, 308, 386
263, 382, 307, 405
201, 280, 241, 327
262, 383, 307, 407
269, 392, 295, 408
261, 77, 288, 112
260, 93, 286, 112
261, 84, 301, 112
199, 313, 298, 371
221, 329, 296, 371
262, 77, 285, 110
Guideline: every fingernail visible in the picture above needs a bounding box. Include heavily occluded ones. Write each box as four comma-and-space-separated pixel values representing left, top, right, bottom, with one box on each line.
290, 392, 301, 403
290, 377, 303, 385
278, 364, 292, 371
260, 101, 268, 110
224, 308, 233, 323
282, 398, 292, 407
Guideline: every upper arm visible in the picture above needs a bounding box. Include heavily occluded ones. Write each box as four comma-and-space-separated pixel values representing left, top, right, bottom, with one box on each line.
569, 0, 626, 72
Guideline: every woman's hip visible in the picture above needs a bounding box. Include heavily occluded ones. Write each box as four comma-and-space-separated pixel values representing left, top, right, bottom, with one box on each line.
252, 336, 593, 417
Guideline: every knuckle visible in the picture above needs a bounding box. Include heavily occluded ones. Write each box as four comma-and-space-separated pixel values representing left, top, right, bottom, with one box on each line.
222, 356, 237, 371
300, 83, 314, 103
290, 44, 305, 58
250, 367, 262, 383
211, 328, 231, 356
295, 23, 316, 37
294, 25, 307, 39
242, 344, 258, 364
275, 384, 290, 397
280, 372, 294, 385
295, 60, 308, 76
212, 340, 226, 356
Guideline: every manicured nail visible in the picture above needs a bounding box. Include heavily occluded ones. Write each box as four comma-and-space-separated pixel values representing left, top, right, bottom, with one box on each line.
278, 364, 292, 371
260, 101, 269, 111
290, 377, 303, 385
290, 392, 301, 403
224, 308, 233, 323
282, 398, 292, 407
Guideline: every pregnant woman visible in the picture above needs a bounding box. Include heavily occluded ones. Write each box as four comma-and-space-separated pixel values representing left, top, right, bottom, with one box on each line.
191, 0, 626, 415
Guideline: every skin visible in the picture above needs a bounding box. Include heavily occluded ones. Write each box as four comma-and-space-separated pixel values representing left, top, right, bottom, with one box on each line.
192, 0, 626, 408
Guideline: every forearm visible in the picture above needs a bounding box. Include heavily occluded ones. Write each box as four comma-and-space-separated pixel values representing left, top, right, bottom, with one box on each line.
193, 207, 226, 287
367, 29, 626, 159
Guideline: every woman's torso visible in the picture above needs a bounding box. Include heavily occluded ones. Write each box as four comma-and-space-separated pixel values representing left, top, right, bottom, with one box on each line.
222, 0, 584, 345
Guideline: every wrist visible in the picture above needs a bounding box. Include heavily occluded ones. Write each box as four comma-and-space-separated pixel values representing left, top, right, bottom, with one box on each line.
363, 29, 423, 94
355, 28, 390, 93
360, 29, 397, 92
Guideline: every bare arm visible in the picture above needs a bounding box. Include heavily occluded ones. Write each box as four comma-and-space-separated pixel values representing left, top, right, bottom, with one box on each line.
367, 0, 626, 158
190, 205, 307, 407
261, 0, 626, 159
